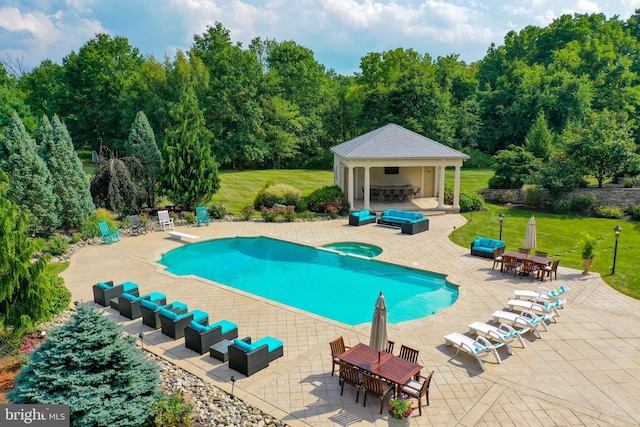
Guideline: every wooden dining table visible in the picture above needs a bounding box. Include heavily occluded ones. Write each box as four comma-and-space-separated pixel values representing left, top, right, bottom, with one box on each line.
502, 251, 551, 279
336, 343, 422, 390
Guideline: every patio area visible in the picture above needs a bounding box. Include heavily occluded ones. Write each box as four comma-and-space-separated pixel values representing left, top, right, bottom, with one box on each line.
62, 215, 640, 426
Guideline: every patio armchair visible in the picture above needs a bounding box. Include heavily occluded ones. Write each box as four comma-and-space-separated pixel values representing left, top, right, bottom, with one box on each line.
98, 221, 120, 244
129, 214, 147, 235
141, 300, 188, 329
228, 336, 284, 377
338, 362, 362, 402
400, 370, 434, 416
184, 319, 238, 354
329, 337, 350, 376
398, 344, 419, 363
118, 292, 166, 320
159, 308, 209, 340
93, 281, 139, 307
158, 210, 174, 230
362, 372, 394, 414
196, 206, 210, 227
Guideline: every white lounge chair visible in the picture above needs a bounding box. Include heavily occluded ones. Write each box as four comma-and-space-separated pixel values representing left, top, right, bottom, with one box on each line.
492, 310, 547, 338
507, 298, 560, 319
513, 285, 569, 303
443, 332, 502, 371
468, 321, 526, 351
158, 210, 174, 230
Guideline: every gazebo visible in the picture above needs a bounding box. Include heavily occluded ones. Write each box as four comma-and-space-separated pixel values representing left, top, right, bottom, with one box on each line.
330, 123, 469, 212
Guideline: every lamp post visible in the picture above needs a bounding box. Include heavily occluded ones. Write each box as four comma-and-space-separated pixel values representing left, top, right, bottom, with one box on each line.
498, 212, 505, 240
611, 225, 621, 274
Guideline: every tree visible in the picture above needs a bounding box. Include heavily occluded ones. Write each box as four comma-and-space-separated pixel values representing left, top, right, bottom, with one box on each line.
90, 152, 142, 215
8, 304, 160, 427
535, 150, 583, 199
0, 113, 57, 235
525, 112, 554, 160
163, 87, 220, 210
0, 171, 55, 331
33, 114, 53, 158
488, 145, 537, 189
44, 115, 95, 231
563, 110, 637, 187
125, 111, 163, 208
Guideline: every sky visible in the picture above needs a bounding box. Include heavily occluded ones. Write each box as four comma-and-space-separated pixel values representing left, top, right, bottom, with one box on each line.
1, 0, 640, 76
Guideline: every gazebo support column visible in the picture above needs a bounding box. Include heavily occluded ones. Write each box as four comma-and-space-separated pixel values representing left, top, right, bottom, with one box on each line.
347, 165, 354, 210
453, 165, 461, 209
437, 166, 446, 209
364, 166, 371, 211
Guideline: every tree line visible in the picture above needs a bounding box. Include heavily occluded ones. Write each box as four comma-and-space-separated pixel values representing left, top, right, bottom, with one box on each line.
1, 12, 640, 186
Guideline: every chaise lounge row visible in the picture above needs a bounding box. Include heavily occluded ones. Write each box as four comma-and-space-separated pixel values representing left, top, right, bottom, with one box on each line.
92, 280, 284, 376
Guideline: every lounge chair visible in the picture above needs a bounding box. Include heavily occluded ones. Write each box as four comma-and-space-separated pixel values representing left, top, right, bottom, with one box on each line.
158, 210, 174, 230
196, 206, 210, 226
228, 336, 284, 377
468, 321, 526, 351
184, 319, 238, 354
443, 332, 501, 371
159, 308, 208, 339
492, 310, 548, 338
514, 285, 569, 302
98, 221, 120, 244
141, 300, 187, 329
507, 298, 560, 318
118, 292, 166, 320
92, 281, 139, 307
129, 214, 147, 235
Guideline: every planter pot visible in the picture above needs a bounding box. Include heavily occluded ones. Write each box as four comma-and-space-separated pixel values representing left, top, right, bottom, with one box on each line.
582, 259, 593, 275
388, 416, 411, 427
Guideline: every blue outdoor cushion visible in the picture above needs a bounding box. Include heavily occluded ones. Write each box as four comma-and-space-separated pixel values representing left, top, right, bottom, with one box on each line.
140, 299, 159, 310
146, 292, 166, 302
160, 308, 178, 320
191, 309, 208, 323
96, 282, 111, 289
211, 320, 237, 334
122, 281, 138, 292
172, 301, 188, 312
253, 336, 283, 353
189, 320, 209, 332
233, 338, 254, 352
120, 292, 138, 301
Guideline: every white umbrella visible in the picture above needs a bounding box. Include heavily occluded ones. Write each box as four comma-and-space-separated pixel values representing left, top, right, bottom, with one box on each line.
524, 215, 537, 249
369, 291, 388, 352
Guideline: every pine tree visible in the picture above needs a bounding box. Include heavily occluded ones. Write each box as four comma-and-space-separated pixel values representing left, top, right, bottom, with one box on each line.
33, 114, 53, 159
163, 88, 220, 210
44, 115, 95, 232
0, 171, 53, 331
0, 113, 57, 235
126, 111, 163, 208
525, 112, 554, 160
8, 304, 160, 427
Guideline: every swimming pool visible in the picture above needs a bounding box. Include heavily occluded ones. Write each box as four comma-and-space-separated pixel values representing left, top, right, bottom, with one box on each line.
321, 242, 383, 258
158, 236, 458, 326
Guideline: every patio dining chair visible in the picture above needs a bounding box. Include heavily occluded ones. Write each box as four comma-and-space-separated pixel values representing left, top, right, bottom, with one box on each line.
385, 340, 395, 354
400, 370, 434, 416
330, 337, 350, 376
535, 250, 548, 257
502, 255, 519, 277
492, 247, 504, 271
398, 344, 419, 364
542, 259, 560, 282
519, 259, 540, 281
338, 362, 362, 402
362, 372, 394, 414
518, 248, 531, 255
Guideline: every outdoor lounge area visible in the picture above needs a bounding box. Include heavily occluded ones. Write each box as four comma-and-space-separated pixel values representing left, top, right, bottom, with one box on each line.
64, 217, 640, 426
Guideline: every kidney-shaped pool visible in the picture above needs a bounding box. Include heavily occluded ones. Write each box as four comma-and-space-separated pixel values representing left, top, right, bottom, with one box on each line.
158, 236, 458, 326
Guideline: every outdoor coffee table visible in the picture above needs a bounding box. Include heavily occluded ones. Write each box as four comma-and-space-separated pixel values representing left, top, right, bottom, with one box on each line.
209, 339, 233, 362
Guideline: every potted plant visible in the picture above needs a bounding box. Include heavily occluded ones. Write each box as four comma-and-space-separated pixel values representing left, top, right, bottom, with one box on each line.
581, 233, 599, 275
387, 395, 414, 427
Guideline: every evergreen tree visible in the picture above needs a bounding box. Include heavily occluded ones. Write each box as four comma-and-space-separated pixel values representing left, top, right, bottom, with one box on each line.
163, 87, 220, 210
0, 113, 57, 235
8, 304, 160, 427
125, 111, 163, 208
44, 115, 95, 232
33, 114, 53, 159
0, 171, 54, 331
525, 112, 554, 160
90, 152, 141, 215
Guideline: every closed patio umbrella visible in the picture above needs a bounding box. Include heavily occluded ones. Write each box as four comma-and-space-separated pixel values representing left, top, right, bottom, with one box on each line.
369, 291, 388, 352
524, 215, 537, 249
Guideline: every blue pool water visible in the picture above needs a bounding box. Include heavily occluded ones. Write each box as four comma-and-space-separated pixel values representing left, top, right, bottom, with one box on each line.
158, 236, 458, 326
321, 242, 383, 258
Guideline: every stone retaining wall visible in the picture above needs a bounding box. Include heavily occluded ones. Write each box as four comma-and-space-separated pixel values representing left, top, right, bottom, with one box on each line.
481, 187, 640, 208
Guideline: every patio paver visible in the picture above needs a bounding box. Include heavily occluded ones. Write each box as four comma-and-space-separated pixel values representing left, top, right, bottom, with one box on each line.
61, 215, 640, 426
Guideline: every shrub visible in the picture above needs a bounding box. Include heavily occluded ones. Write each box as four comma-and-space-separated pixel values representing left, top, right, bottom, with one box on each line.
45, 274, 71, 320
78, 208, 118, 239
570, 193, 596, 212
70, 232, 82, 244
303, 211, 315, 221
502, 190, 515, 204
253, 183, 302, 209
307, 185, 350, 215
623, 178, 635, 188
592, 205, 624, 219
48, 235, 69, 256
553, 200, 571, 214
240, 205, 254, 221
280, 205, 296, 222
627, 204, 640, 220
523, 185, 544, 208
260, 207, 279, 222
182, 211, 196, 224
8, 305, 159, 427
149, 391, 194, 427
445, 187, 484, 212
207, 203, 228, 219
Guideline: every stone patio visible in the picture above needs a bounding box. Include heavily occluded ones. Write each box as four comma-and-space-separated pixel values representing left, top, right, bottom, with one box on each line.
61, 215, 640, 426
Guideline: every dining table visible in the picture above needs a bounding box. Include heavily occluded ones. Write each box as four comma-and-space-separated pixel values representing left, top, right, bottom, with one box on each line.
335, 343, 422, 391
502, 251, 551, 279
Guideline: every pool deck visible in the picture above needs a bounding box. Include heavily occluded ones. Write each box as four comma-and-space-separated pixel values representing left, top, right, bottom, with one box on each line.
62, 215, 640, 426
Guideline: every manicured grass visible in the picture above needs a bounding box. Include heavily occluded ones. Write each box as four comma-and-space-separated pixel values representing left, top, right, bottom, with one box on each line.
46, 261, 69, 276
450, 205, 640, 299
445, 168, 493, 194
210, 169, 333, 215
